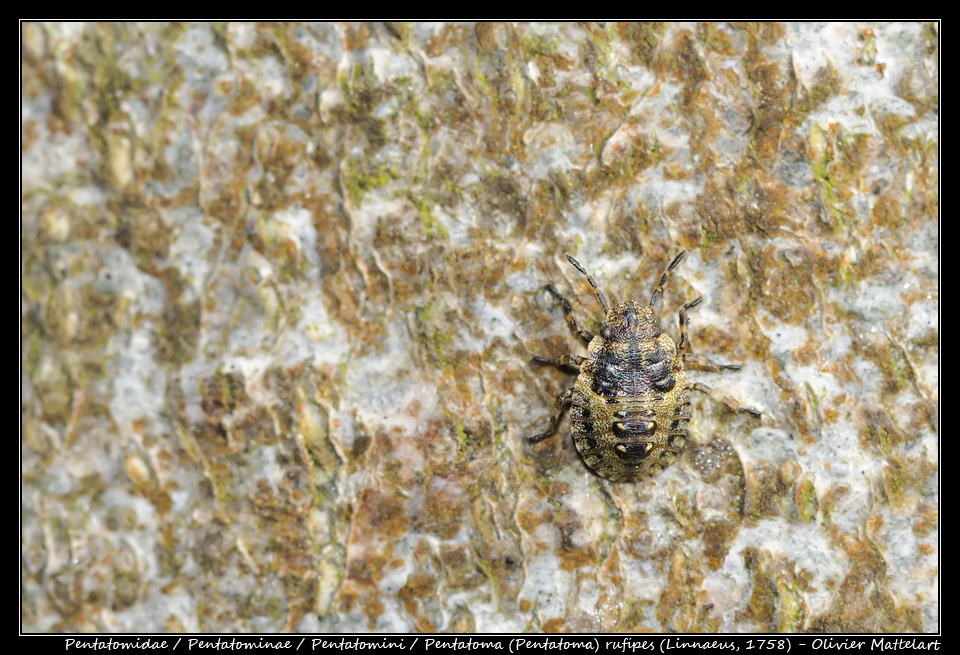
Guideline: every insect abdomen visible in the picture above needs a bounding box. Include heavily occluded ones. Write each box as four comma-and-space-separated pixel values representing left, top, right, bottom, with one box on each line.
569, 374, 691, 482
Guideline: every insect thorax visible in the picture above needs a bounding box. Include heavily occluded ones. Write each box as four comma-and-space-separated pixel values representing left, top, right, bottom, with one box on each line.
582, 301, 681, 396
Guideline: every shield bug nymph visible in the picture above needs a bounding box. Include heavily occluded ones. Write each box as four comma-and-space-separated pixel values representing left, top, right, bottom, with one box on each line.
530, 250, 761, 482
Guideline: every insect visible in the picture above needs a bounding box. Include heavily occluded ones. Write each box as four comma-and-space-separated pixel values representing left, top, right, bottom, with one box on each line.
530, 250, 760, 482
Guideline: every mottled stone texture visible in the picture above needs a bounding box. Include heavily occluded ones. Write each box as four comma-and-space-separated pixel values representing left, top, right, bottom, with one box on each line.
22, 22, 937, 632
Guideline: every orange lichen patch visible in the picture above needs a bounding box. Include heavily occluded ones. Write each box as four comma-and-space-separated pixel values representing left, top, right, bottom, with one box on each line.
743, 462, 792, 522
912, 503, 938, 537
362, 596, 386, 629
22, 119, 41, 151
600, 118, 659, 179
424, 23, 471, 58
541, 617, 566, 633
351, 487, 410, 543
473, 22, 502, 53
701, 519, 739, 571
618, 508, 669, 564
439, 545, 484, 592
757, 255, 818, 325
819, 485, 851, 530
688, 322, 743, 362
615, 22, 667, 69
411, 479, 467, 540
520, 178, 564, 234
319, 270, 388, 354
515, 487, 554, 534
869, 187, 908, 228
399, 571, 440, 632
228, 407, 278, 450
444, 605, 477, 632
809, 533, 922, 632
341, 23, 372, 51
345, 551, 390, 588
437, 372, 483, 426
671, 30, 708, 107
697, 172, 794, 244
246, 482, 319, 628
602, 201, 657, 257
656, 548, 710, 632
224, 75, 259, 116
743, 548, 807, 632
830, 131, 873, 184
792, 338, 819, 367
854, 335, 936, 427
308, 194, 347, 270
697, 22, 740, 57
150, 490, 173, 515
450, 245, 517, 302
742, 67, 789, 160
251, 129, 312, 212
858, 407, 907, 453
879, 452, 938, 508
553, 514, 599, 572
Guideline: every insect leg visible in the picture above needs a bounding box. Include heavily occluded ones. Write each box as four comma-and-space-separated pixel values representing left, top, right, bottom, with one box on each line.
544, 284, 594, 345
533, 354, 587, 369
564, 254, 609, 313
689, 382, 761, 418
650, 250, 687, 306
529, 388, 573, 443
677, 295, 703, 352
683, 352, 744, 372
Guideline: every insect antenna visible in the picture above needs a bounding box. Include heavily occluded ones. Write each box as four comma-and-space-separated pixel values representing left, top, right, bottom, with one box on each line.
564, 254, 609, 314
650, 250, 687, 306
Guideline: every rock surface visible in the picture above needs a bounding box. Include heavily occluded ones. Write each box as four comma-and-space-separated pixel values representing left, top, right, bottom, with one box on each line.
21, 22, 938, 632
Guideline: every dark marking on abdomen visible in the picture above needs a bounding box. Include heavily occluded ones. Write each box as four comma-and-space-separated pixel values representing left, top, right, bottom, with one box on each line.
612, 421, 657, 439
570, 406, 592, 421
576, 436, 598, 452
573, 421, 595, 435
614, 442, 654, 462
